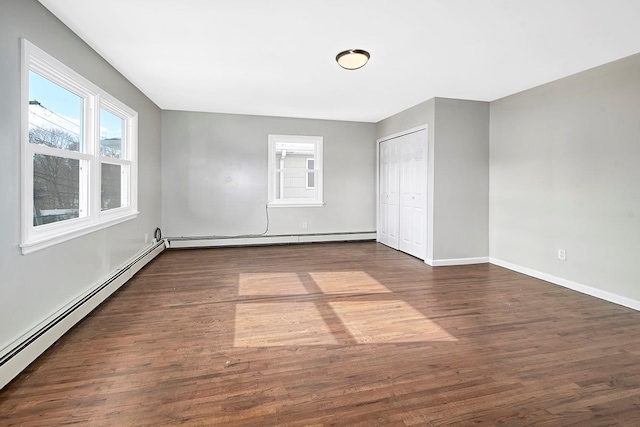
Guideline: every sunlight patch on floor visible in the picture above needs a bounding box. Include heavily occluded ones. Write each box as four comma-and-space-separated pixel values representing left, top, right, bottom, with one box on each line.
234, 302, 338, 347
234, 271, 457, 347
308, 271, 391, 294
329, 300, 458, 343
238, 273, 308, 296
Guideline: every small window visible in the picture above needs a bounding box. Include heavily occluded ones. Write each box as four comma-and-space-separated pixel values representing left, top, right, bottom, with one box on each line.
21, 40, 138, 254
268, 135, 323, 207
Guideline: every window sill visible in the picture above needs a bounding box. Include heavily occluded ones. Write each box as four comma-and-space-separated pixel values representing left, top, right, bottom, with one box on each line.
21, 211, 139, 255
267, 201, 325, 208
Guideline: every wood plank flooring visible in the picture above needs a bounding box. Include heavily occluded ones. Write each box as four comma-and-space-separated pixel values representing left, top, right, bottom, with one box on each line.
1, 242, 640, 426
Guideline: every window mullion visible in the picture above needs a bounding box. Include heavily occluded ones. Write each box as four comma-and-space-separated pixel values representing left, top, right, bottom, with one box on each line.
100, 157, 130, 166
88, 95, 100, 223
29, 144, 91, 161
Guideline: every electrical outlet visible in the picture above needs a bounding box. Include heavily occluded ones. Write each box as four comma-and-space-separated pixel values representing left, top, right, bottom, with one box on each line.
144, 233, 149, 243
558, 248, 566, 261
302, 221, 308, 230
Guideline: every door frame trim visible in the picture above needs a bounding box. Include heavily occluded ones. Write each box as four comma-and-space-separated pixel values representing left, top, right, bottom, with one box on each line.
377, 124, 428, 144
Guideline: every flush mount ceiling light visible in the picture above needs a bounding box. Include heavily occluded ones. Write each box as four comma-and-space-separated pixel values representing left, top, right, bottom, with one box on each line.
336, 49, 370, 70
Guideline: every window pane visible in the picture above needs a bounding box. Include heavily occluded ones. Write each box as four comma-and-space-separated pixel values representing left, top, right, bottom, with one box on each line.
307, 170, 315, 189
101, 163, 122, 210
28, 71, 82, 151
33, 154, 80, 226
100, 108, 124, 158
306, 158, 315, 188
275, 142, 315, 200
278, 170, 317, 200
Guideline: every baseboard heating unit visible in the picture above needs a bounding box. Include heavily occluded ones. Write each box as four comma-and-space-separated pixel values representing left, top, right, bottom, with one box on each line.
166, 231, 377, 249
0, 240, 166, 390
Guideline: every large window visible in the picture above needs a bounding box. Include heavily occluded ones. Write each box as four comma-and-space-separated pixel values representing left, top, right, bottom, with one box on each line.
21, 40, 138, 254
268, 135, 323, 207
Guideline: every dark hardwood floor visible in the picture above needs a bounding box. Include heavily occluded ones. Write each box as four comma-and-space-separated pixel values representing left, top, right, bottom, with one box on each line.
2, 242, 640, 426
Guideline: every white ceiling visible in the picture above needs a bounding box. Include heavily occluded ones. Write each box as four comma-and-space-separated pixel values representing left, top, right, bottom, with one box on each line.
38, 0, 640, 123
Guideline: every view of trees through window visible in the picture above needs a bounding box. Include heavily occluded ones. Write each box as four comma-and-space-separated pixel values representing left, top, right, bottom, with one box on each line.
29, 71, 125, 226
31, 130, 80, 226
101, 163, 122, 210
99, 108, 125, 211
29, 70, 83, 226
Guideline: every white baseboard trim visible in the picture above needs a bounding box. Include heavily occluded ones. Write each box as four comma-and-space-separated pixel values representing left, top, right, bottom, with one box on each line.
166, 232, 376, 249
425, 257, 490, 267
490, 257, 640, 312
0, 241, 166, 390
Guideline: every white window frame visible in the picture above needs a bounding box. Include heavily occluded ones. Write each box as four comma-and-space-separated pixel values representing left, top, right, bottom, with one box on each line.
21, 39, 138, 254
268, 134, 323, 207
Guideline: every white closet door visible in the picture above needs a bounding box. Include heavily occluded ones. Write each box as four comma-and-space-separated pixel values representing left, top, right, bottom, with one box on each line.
398, 130, 427, 259
378, 139, 399, 249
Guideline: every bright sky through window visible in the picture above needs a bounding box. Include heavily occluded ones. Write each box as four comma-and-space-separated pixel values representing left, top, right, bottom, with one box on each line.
100, 108, 123, 140
28, 70, 123, 141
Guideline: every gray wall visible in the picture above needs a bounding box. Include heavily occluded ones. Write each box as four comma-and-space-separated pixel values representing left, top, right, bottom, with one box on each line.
376, 99, 435, 141
161, 111, 376, 237
376, 98, 490, 262
0, 0, 162, 351
490, 53, 640, 301
433, 98, 490, 260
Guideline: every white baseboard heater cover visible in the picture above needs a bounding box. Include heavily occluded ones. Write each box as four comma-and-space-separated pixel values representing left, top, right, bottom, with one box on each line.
0, 241, 166, 390
166, 231, 377, 249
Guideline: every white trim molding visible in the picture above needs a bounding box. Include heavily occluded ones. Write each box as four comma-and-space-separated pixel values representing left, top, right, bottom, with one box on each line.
490, 257, 640, 312
425, 257, 490, 267
377, 124, 429, 144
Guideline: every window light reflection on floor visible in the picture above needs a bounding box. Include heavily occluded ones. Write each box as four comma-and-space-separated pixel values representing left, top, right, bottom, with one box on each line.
308, 271, 391, 294
329, 301, 457, 344
234, 302, 338, 347
239, 272, 308, 296
233, 271, 457, 347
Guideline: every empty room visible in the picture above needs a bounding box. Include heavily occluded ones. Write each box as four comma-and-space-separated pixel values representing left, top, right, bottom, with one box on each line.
1, 0, 640, 425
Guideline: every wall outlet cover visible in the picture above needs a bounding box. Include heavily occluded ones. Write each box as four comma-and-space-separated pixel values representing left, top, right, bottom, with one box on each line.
558, 249, 566, 261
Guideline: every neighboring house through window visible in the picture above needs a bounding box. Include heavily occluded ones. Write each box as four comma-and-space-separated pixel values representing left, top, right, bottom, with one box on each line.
21, 40, 138, 254
268, 134, 323, 207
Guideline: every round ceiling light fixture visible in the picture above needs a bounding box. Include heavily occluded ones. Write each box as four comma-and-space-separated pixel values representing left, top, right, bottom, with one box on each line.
336, 49, 370, 70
